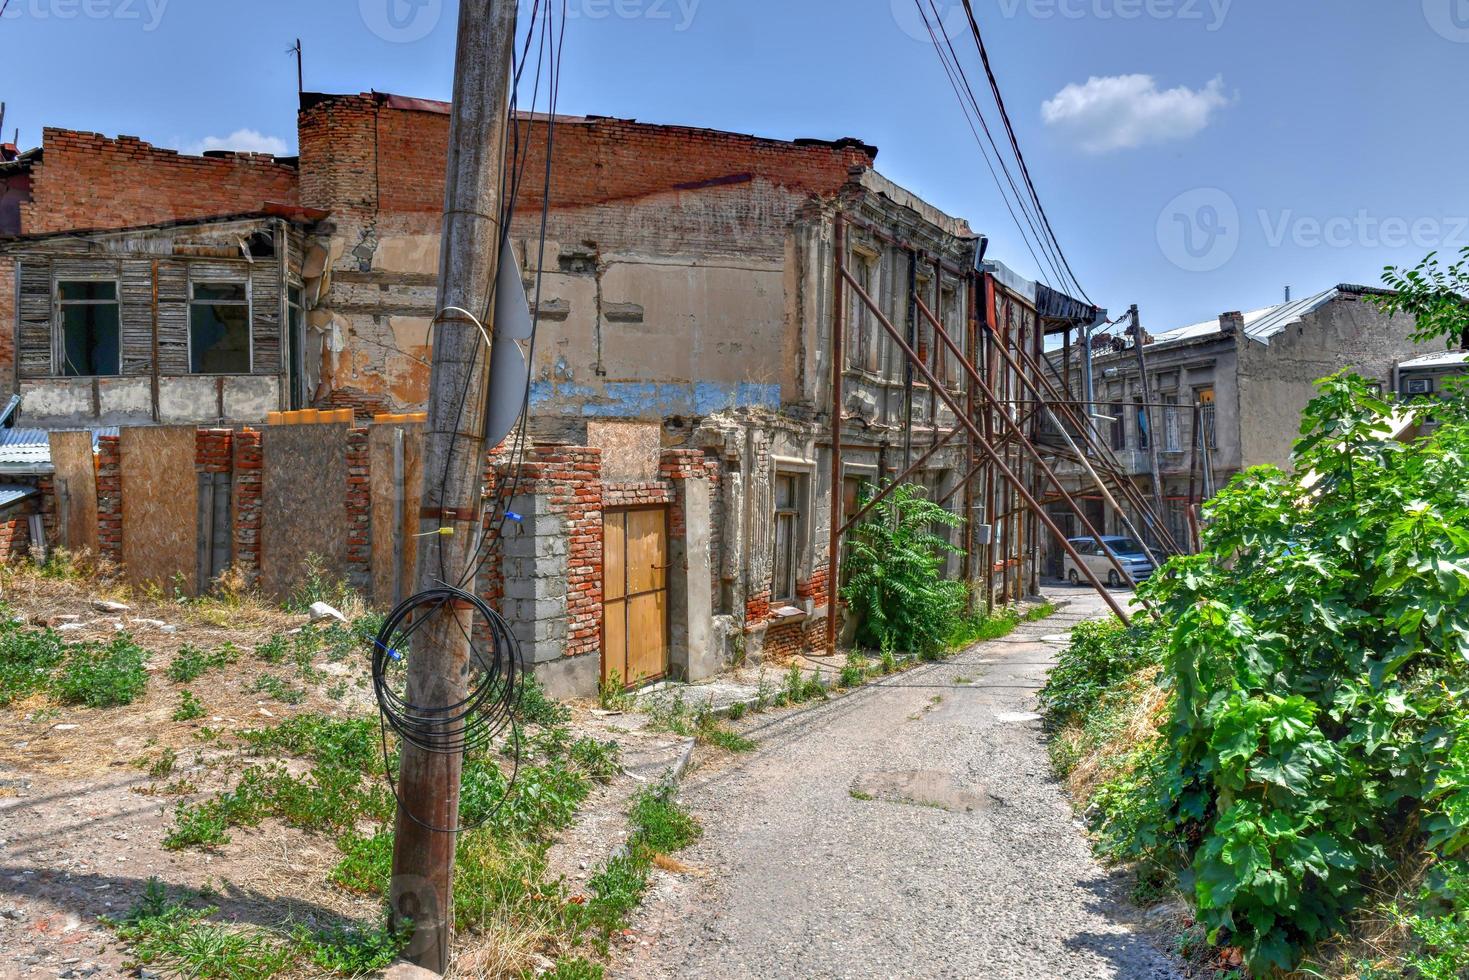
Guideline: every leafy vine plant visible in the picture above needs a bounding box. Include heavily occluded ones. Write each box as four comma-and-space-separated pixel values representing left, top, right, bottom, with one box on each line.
1121, 372, 1469, 972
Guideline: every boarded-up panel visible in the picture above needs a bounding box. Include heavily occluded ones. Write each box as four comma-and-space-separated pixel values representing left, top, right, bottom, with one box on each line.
628, 591, 667, 683
251, 257, 282, 375
120, 426, 199, 594
602, 601, 626, 686
18, 259, 53, 379
368, 422, 424, 607
120, 259, 154, 377
48, 430, 98, 554
260, 423, 348, 600
602, 508, 668, 686
604, 511, 626, 602
155, 260, 190, 375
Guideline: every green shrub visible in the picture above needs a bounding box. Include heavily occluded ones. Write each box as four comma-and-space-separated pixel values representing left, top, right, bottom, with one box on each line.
1119, 373, 1469, 972
1038, 619, 1163, 726
841, 482, 967, 657
0, 619, 67, 706
165, 643, 238, 684
54, 635, 149, 708
173, 690, 205, 722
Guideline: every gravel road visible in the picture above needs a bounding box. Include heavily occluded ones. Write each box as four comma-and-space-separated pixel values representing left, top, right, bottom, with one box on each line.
614, 587, 1182, 980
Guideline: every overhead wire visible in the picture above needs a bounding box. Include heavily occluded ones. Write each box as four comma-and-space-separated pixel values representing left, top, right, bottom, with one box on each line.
373, 0, 565, 836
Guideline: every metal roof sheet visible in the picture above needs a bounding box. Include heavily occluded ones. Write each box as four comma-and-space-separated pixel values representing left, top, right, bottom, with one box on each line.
0, 427, 117, 470
1398, 349, 1469, 370
1150, 285, 1394, 349
0, 484, 39, 510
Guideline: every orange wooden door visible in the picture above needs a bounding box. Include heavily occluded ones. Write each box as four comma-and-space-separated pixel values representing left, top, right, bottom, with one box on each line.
602, 508, 670, 687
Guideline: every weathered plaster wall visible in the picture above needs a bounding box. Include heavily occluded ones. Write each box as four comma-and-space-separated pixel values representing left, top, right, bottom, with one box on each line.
1237, 296, 1420, 471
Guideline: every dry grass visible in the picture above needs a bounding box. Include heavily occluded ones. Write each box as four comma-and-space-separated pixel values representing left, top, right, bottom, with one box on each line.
0, 556, 363, 779
1056, 668, 1171, 804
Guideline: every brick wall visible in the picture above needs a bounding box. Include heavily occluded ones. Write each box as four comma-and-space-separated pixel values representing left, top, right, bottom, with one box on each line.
345, 428, 371, 589
22, 130, 299, 234
298, 92, 875, 220
232, 429, 263, 584
95, 435, 122, 564
0, 499, 37, 563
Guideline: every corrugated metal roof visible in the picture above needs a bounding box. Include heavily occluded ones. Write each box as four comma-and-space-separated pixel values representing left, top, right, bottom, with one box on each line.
1150, 285, 1394, 349
0, 484, 39, 510
0, 427, 118, 471
1399, 349, 1469, 370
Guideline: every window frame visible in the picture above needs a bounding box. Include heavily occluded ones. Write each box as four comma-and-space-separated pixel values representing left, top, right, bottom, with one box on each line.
1163, 394, 1182, 452
187, 275, 254, 376
53, 276, 122, 378
772, 472, 804, 606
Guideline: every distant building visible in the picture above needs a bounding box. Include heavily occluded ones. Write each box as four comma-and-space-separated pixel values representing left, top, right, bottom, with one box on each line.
1047, 285, 1420, 563
1396, 348, 1467, 403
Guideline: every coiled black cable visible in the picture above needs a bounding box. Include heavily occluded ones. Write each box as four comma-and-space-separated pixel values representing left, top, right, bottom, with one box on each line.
371, 585, 523, 834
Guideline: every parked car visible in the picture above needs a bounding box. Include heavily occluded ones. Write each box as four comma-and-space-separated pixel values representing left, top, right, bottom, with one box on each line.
1062, 536, 1157, 588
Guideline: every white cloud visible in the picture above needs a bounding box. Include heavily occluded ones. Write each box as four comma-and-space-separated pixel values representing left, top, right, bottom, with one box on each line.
184, 129, 290, 157
1041, 74, 1232, 154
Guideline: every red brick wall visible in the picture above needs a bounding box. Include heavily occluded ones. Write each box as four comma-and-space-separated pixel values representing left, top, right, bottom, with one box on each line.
516, 446, 604, 663
345, 428, 371, 588
95, 436, 122, 564
232, 429, 263, 584
22, 130, 299, 234
298, 93, 876, 218
0, 500, 37, 563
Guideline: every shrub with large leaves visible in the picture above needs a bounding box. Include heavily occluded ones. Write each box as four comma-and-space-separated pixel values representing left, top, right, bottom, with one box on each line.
841, 482, 965, 657
1132, 373, 1469, 972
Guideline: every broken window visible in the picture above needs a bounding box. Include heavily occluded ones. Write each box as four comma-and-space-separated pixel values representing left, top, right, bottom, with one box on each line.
287, 286, 305, 410
1110, 402, 1127, 451
1164, 395, 1182, 452
1196, 387, 1217, 450
57, 280, 121, 378
848, 249, 880, 374
772, 473, 804, 604
1135, 397, 1151, 451
190, 281, 251, 375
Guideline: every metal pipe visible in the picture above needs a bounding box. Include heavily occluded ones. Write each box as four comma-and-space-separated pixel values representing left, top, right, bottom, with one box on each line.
826, 212, 846, 657
841, 267, 1133, 625
916, 295, 1149, 605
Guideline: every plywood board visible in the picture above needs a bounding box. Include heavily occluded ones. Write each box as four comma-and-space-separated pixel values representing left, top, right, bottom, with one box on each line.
260, 423, 348, 601
48, 430, 98, 555
368, 422, 424, 607
120, 426, 199, 594
587, 421, 661, 483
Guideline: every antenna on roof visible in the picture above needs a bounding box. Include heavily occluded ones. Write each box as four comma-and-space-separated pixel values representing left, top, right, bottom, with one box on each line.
287, 39, 303, 98
1285, 285, 1292, 303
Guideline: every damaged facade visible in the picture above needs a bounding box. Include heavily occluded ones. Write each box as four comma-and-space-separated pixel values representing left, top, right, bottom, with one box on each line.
0, 93, 1072, 697
1045, 285, 1421, 562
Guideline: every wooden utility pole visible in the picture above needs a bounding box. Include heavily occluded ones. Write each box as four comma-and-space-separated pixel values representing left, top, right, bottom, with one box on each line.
1130, 305, 1167, 541
390, 1, 518, 972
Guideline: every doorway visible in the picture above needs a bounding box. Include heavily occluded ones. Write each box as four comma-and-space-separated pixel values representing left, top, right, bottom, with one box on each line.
602, 507, 670, 687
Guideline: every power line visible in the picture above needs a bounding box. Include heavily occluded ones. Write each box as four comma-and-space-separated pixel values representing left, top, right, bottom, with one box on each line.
957, 0, 1095, 305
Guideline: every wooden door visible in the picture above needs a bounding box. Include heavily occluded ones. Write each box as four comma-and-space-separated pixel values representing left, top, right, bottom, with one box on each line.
602, 507, 670, 687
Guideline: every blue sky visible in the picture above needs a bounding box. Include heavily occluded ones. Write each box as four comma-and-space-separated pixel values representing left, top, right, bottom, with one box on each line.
4, 0, 1467, 331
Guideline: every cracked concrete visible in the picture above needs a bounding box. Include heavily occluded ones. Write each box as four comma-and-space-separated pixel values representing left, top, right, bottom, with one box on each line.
612, 585, 1183, 980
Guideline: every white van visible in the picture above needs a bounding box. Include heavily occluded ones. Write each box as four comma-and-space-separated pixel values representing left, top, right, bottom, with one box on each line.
1062, 536, 1157, 588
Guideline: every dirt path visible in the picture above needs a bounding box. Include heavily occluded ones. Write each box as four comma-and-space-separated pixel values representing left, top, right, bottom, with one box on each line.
614, 588, 1182, 980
